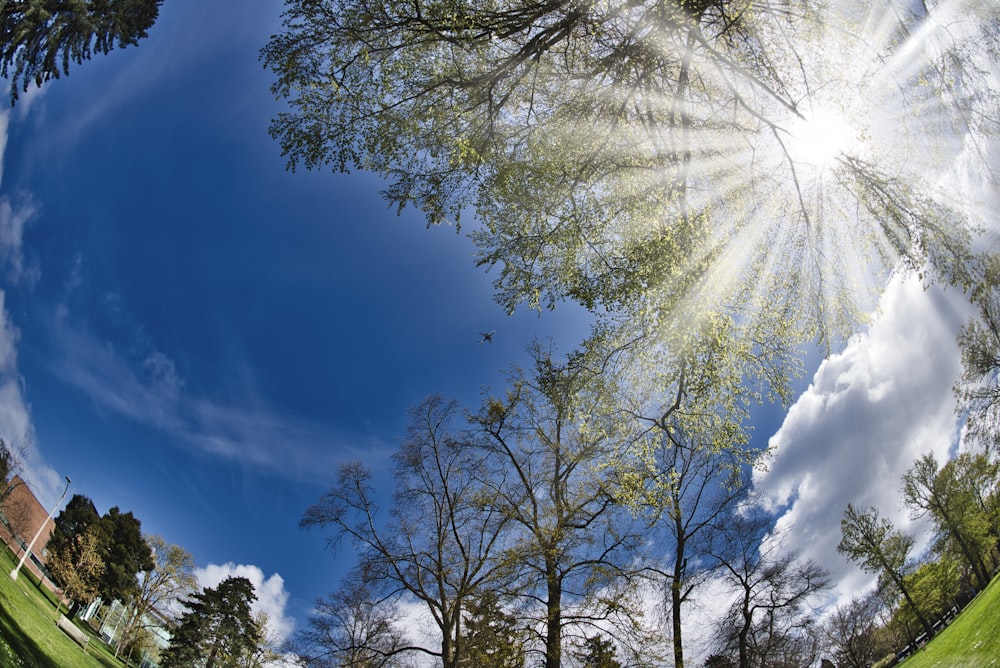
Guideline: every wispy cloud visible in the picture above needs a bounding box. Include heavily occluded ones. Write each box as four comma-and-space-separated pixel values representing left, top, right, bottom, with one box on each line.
47, 298, 387, 481
754, 274, 973, 603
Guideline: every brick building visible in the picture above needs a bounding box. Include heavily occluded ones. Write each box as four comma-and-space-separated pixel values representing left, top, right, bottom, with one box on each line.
1, 475, 59, 588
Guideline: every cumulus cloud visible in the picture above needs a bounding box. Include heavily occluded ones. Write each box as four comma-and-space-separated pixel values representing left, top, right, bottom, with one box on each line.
754, 274, 973, 603
194, 562, 295, 645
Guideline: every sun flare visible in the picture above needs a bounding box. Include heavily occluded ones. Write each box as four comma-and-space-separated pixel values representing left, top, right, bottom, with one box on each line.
785, 108, 857, 169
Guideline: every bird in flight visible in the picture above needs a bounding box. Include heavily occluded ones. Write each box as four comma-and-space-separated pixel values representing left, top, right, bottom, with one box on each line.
479, 330, 495, 345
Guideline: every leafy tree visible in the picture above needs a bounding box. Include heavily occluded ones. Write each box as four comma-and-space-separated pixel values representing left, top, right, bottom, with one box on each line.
837, 504, 934, 638
470, 346, 646, 668
463, 590, 525, 668
161, 575, 263, 668
46, 493, 102, 616
302, 395, 511, 668
47, 524, 104, 615
0, 0, 164, 103
288, 579, 412, 668
579, 635, 621, 668
97, 505, 155, 606
902, 453, 992, 590
955, 252, 1000, 452
604, 313, 783, 668
262, 0, 991, 346
46, 496, 154, 618
116, 535, 197, 661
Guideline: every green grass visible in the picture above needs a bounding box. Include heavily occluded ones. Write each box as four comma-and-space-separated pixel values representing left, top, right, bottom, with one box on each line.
899, 574, 1000, 668
0, 547, 125, 668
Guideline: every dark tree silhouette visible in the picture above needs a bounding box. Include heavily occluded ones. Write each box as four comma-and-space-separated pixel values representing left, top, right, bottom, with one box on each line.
1, 0, 163, 103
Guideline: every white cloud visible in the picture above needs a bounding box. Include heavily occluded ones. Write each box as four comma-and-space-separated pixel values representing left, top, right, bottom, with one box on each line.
195, 562, 295, 645
0, 193, 40, 285
754, 274, 974, 604
0, 290, 62, 507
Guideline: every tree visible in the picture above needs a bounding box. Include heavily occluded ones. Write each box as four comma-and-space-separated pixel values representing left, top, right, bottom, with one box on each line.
0, 438, 27, 506
263, 0, 991, 347
0, 0, 164, 103
97, 506, 154, 607
579, 635, 622, 668
602, 311, 784, 668
46, 496, 154, 618
955, 252, 1000, 452
902, 453, 992, 590
462, 590, 525, 668
47, 524, 104, 614
470, 346, 646, 668
302, 395, 511, 668
46, 493, 102, 617
708, 507, 830, 668
116, 535, 197, 661
161, 575, 263, 668
822, 592, 886, 668
837, 504, 934, 638
288, 579, 412, 668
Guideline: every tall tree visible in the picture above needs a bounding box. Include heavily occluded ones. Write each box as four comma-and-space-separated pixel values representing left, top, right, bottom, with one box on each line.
602, 310, 788, 668
289, 579, 411, 668
708, 507, 830, 668
46, 493, 102, 617
46, 496, 154, 618
302, 395, 511, 668
97, 506, 155, 606
822, 592, 887, 668
579, 635, 622, 668
116, 535, 197, 661
462, 589, 525, 668
837, 504, 934, 638
161, 575, 263, 668
263, 0, 991, 346
902, 453, 993, 590
470, 346, 646, 668
955, 252, 1000, 452
47, 524, 104, 615
0, 0, 164, 103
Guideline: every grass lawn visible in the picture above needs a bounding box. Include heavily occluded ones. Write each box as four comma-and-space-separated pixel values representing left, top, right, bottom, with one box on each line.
0, 547, 125, 668
899, 573, 1000, 668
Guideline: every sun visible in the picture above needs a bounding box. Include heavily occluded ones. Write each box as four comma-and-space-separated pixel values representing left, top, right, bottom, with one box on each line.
785, 107, 857, 169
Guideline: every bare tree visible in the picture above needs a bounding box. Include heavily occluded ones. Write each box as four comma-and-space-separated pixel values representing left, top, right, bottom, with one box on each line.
707, 506, 830, 668
302, 395, 510, 668
822, 592, 886, 668
117, 535, 198, 661
289, 580, 414, 667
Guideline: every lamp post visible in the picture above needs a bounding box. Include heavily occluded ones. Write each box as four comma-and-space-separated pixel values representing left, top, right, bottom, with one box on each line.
10, 475, 71, 581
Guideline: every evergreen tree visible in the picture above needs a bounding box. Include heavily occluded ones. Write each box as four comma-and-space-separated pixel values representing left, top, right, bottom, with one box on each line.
0, 0, 163, 103
462, 590, 524, 668
98, 506, 154, 605
162, 576, 263, 668
581, 635, 622, 668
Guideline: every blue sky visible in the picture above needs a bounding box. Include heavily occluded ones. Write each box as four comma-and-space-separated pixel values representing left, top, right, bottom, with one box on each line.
1, 0, 996, 654
0, 0, 594, 638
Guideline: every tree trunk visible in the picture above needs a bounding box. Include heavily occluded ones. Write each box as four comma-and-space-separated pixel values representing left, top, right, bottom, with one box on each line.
545, 559, 562, 668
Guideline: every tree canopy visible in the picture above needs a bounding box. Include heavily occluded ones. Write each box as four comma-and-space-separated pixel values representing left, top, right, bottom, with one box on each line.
161, 575, 263, 668
263, 0, 997, 349
1, 0, 163, 103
